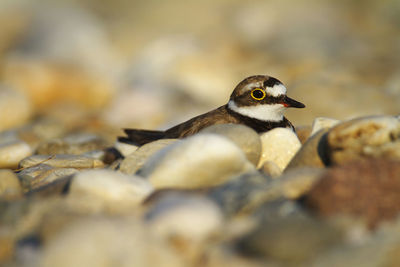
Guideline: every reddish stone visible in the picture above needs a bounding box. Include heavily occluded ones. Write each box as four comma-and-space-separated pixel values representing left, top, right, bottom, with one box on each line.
303, 159, 400, 229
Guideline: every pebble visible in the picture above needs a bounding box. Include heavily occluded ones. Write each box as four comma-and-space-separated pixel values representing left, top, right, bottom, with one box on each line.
145, 192, 223, 240
39, 217, 185, 267
326, 115, 400, 165
119, 139, 178, 175
114, 141, 138, 157
310, 117, 340, 136
36, 134, 109, 155
0, 85, 32, 131
200, 124, 261, 166
18, 164, 78, 192
260, 161, 282, 177
0, 169, 22, 199
236, 201, 343, 264
0, 141, 33, 169
207, 172, 271, 216
138, 134, 255, 189
303, 159, 400, 229
208, 167, 324, 217
69, 170, 153, 211
19, 155, 104, 169
258, 128, 301, 170
285, 129, 329, 171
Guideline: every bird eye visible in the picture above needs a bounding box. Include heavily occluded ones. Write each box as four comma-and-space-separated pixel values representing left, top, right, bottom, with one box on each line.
250, 88, 266, 100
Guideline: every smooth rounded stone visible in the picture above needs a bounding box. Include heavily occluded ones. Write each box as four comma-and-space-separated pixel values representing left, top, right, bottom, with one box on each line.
310, 117, 340, 136
69, 170, 153, 211
36, 134, 109, 155
260, 161, 282, 177
119, 139, 178, 175
327, 115, 400, 165
138, 134, 255, 189
258, 128, 301, 170
40, 217, 185, 267
285, 129, 329, 171
0, 141, 33, 169
0, 169, 22, 199
275, 167, 326, 199
19, 154, 104, 169
0, 85, 32, 131
236, 206, 343, 264
303, 159, 400, 229
200, 124, 261, 166
145, 192, 223, 240
18, 164, 78, 192
209, 168, 324, 217
311, 218, 400, 267
114, 141, 138, 158
207, 172, 272, 216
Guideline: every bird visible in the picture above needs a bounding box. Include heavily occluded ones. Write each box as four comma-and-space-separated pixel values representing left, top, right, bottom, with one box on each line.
118, 75, 305, 146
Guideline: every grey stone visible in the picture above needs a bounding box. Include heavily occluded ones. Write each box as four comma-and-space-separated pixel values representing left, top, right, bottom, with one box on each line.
18, 164, 78, 192
208, 167, 324, 217
237, 201, 343, 264
19, 154, 104, 169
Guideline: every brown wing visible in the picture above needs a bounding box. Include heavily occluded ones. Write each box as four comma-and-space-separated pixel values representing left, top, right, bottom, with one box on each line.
164, 105, 240, 138
117, 129, 165, 146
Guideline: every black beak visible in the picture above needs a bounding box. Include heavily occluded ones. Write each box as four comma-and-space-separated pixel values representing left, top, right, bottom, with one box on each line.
281, 96, 305, 108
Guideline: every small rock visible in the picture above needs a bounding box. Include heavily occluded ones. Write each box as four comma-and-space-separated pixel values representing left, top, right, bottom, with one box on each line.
277, 167, 326, 199
208, 172, 272, 216
209, 168, 324, 217
260, 161, 282, 177
114, 141, 138, 158
39, 217, 185, 267
0, 85, 32, 131
200, 124, 261, 166
0, 169, 22, 199
119, 139, 177, 175
327, 115, 400, 165
18, 164, 78, 192
303, 159, 400, 229
138, 134, 255, 189
145, 192, 223, 240
0, 141, 33, 169
285, 129, 329, 171
236, 202, 343, 264
19, 155, 104, 169
36, 134, 109, 155
310, 117, 340, 136
258, 128, 301, 170
69, 170, 153, 211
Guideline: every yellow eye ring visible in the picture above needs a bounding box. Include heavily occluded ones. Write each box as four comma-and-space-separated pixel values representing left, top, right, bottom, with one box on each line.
250, 88, 266, 100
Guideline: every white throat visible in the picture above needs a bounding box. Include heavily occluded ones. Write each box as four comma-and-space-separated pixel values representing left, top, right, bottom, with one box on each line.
228, 100, 285, 122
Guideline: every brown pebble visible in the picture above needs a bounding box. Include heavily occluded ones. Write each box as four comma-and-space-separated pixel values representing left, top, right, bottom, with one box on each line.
303, 159, 400, 229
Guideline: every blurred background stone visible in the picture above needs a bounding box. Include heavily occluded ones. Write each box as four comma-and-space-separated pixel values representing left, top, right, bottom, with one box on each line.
0, 0, 400, 266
